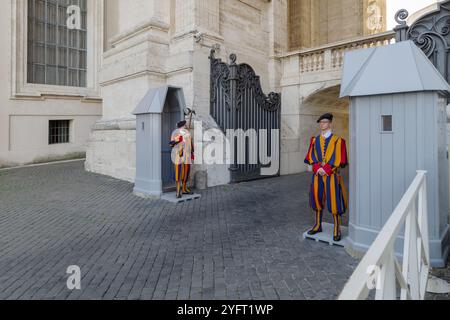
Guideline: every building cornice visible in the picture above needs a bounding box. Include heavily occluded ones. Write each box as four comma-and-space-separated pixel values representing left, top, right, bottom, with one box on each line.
109, 17, 170, 48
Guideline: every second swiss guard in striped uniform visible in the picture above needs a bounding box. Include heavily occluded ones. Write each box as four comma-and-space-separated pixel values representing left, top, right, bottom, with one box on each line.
170, 120, 194, 199
304, 113, 348, 242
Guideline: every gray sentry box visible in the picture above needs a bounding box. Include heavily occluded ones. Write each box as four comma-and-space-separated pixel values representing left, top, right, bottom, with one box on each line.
340, 41, 450, 267
132, 86, 185, 198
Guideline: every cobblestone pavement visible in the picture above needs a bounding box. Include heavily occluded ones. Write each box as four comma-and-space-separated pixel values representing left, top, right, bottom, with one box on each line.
0, 161, 447, 300
428, 256, 450, 300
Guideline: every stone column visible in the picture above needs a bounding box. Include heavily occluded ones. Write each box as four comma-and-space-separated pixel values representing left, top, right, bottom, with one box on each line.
280, 54, 302, 176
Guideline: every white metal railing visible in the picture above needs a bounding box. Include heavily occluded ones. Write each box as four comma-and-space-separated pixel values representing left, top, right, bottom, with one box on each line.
339, 170, 430, 300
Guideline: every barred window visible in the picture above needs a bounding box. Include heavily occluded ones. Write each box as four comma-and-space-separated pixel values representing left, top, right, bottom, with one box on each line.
27, 0, 87, 87
49, 120, 71, 144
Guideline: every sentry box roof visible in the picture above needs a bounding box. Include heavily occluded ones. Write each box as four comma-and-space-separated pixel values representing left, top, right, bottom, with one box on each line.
133, 86, 186, 115
340, 40, 450, 98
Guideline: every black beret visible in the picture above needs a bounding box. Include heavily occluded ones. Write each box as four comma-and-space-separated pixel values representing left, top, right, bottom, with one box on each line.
317, 113, 333, 123
177, 120, 187, 128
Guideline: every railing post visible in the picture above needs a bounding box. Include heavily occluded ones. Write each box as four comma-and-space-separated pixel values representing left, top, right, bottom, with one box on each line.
375, 249, 397, 300
417, 171, 430, 299
417, 171, 430, 265
409, 201, 420, 300
401, 204, 412, 300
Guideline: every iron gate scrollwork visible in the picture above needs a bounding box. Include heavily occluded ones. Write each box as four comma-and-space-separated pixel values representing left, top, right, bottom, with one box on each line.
209, 50, 281, 183
395, 1, 450, 101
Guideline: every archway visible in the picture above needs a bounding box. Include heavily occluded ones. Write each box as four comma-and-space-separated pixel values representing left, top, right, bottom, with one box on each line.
301, 85, 349, 143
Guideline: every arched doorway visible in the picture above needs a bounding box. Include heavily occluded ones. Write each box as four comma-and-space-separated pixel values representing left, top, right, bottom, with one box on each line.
302, 85, 349, 143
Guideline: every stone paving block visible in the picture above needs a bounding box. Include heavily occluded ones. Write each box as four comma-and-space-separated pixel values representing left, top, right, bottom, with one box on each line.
4, 161, 438, 301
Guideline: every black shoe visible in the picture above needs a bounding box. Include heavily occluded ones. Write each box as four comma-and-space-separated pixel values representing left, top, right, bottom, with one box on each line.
182, 190, 193, 195
176, 192, 182, 199
307, 228, 322, 236
333, 234, 342, 242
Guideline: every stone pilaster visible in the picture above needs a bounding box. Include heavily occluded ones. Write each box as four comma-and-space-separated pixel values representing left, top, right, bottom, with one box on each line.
268, 0, 288, 92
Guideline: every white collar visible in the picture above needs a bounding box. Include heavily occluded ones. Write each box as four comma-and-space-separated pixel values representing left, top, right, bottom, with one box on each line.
322, 130, 332, 139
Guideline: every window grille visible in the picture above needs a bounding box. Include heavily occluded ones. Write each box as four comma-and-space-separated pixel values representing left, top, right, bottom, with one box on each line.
49, 120, 71, 144
27, 0, 87, 87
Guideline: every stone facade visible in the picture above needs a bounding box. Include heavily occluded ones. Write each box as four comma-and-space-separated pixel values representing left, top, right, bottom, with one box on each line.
84, 0, 387, 187
85, 0, 289, 186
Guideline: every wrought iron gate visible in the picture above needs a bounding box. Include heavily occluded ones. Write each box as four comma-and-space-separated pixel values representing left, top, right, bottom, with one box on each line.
395, 1, 450, 101
209, 50, 281, 183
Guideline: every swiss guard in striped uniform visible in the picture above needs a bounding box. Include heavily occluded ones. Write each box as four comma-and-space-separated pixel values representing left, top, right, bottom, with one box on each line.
304, 113, 348, 242
170, 121, 194, 199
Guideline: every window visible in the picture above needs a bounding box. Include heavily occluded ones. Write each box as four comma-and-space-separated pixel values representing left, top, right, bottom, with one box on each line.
381, 115, 393, 132
49, 120, 71, 144
27, 0, 87, 87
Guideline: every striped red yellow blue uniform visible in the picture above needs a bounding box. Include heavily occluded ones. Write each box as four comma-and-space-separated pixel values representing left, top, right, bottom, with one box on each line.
170, 128, 194, 195
304, 134, 348, 216
174, 163, 191, 185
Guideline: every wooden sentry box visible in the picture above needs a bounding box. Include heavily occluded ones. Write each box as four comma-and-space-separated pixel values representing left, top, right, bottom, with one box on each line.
132, 86, 185, 199
340, 41, 450, 267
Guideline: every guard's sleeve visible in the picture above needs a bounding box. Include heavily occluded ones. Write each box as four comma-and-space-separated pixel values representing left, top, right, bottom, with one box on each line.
304, 137, 316, 165
169, 133, 183, 148
340, 138, 348, 168
328, 137, 348, 170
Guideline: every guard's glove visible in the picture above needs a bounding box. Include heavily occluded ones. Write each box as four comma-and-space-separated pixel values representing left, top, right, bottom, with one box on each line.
312, 163, 321, 175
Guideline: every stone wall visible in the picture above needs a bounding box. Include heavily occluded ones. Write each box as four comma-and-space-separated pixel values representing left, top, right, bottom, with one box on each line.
0, 0, 102, 168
